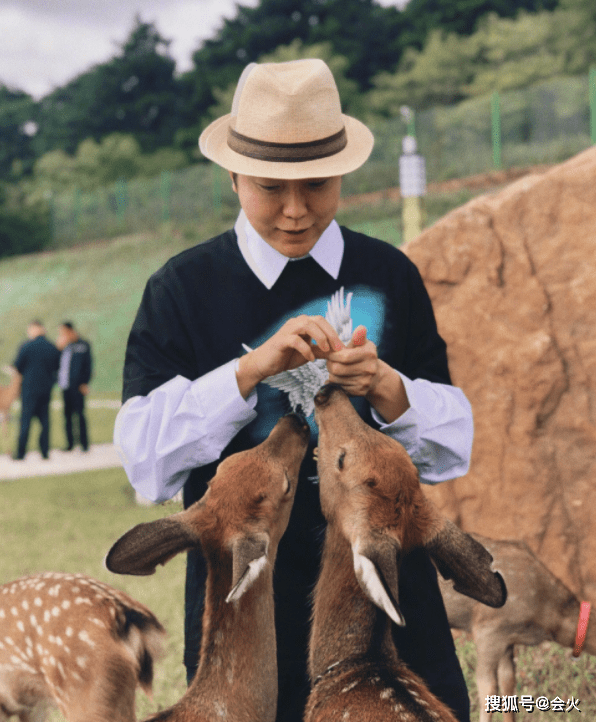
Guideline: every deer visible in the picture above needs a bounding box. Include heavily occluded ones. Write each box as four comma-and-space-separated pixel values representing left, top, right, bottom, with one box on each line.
0, 571, 165, 722
305, 383, 507, 722
0, 367, 21, 453
438, 534, 596, 722
105, 411, 310, 722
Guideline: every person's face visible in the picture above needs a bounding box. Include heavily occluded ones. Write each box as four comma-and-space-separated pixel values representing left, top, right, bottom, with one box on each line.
231, 173, 342, 258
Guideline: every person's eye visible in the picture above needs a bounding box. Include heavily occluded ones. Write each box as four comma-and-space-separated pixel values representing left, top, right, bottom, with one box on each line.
308, 180, 327, 190
258, 183, 281, 192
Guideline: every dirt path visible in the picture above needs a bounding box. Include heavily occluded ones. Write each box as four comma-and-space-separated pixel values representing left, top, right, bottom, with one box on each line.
0, 444, 122, 480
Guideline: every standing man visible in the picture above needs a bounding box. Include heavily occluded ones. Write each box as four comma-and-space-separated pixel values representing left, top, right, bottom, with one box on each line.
13, 320, 60, 460
115, 60, 474, 721
57, 321, 92, 452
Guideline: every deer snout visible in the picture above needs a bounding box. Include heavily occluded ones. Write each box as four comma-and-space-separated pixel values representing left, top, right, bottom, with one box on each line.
314, 382, 346, 408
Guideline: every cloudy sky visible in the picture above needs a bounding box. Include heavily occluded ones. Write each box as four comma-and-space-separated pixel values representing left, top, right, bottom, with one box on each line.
1, 0, 408, 100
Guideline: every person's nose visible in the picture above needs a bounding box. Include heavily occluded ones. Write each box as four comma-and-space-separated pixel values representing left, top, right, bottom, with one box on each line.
282, 185, 308, 220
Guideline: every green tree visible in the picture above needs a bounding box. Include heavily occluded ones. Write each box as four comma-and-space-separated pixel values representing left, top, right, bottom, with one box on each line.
178, 0, 406, 148
400, 0, 560, 50
0, 86, 38, 180
35, 18, 183, 157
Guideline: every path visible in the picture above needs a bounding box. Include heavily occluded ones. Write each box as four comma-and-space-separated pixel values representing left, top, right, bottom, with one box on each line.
0, 444, 123, 480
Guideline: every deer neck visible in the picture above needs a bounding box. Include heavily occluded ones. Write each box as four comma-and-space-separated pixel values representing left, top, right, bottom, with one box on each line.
309, 523, 398, 682
187, 548, 278, 721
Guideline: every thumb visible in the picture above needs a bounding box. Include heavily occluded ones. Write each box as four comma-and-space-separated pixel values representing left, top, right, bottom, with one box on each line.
349, 325, 368, 348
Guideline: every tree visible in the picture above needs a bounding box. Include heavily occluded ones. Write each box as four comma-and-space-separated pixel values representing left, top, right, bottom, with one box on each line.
0, 86, 38, 180
35, 18, 183, 158
182, 0, 405, 128
400, 0, 560, 50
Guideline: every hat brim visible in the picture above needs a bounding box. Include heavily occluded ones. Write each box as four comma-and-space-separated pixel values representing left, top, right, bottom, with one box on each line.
199, 113, 374, 179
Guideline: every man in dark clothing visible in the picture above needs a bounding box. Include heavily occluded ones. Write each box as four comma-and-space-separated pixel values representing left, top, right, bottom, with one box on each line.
13, 321, 61, 460
57, 321, 92, 452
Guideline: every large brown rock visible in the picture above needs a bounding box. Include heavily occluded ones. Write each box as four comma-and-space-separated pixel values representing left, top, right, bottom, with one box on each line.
404, 147, 596, 600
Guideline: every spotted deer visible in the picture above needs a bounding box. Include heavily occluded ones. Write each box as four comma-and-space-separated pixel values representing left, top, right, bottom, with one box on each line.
305, 384, 507, 722
106, 412, 310, 722
0, 368, 20, 452
438, 534, 596, 722
0, 572, 165, 722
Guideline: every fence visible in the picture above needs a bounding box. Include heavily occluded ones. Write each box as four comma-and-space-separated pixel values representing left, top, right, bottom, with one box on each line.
48, 72, 596, 247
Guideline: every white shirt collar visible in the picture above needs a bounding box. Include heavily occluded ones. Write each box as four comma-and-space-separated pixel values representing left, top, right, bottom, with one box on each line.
234, 210, 344, 289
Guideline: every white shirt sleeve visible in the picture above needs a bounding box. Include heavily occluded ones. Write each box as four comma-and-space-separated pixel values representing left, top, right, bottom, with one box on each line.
370, 371, 473, 485
113, 359, 257, 503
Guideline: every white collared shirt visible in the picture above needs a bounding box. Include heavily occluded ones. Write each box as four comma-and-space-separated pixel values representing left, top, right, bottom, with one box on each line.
114, 215, 473, 503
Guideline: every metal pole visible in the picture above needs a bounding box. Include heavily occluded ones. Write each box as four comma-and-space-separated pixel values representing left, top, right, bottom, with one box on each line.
491, 91, 502, 169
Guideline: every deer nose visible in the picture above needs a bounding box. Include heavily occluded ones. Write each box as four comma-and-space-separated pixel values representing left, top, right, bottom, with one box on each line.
314, 383, 345, 408
283, 411, 310, 440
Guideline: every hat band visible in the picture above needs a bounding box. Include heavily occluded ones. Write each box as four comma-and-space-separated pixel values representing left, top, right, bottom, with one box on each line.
227, 127, 347, 163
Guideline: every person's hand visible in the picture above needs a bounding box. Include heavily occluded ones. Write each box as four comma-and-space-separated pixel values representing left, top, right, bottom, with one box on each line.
325, 325, 382, 398
236, 315, 344, 398
326, 325, 410, 422
79, 384, 89, 395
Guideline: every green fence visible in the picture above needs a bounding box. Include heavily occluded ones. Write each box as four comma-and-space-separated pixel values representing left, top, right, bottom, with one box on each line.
48, 72, 595, 247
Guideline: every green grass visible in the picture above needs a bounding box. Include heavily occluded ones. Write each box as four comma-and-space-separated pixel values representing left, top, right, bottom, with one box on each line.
455, 634, 596, 720
0, 391, 119, 456
0, 186, 486, 395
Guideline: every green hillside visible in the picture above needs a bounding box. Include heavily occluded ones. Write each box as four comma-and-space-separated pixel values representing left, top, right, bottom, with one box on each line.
0, 187, 477, 395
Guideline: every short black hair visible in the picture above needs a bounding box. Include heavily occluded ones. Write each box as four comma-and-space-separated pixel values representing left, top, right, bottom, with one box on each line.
60, 321, 74, 330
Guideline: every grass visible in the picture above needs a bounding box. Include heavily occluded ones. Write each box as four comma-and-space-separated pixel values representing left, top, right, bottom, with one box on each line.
455, 634, 596, 720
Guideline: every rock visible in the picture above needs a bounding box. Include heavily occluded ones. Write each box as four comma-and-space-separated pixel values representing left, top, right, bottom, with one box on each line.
404, 147, 596, 600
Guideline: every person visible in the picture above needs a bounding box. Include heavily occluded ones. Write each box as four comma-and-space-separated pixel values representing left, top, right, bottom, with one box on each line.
56, 321, 92, 452
115, 59, 474, 722
13, 320, 60, 460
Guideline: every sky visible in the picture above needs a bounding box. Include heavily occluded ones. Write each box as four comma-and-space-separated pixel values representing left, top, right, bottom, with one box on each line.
1, 0, 409, 100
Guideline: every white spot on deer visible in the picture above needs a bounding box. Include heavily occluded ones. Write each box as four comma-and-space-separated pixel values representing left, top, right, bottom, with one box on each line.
34, 597, 42, 607
21, 600, 29, 611
61, 600, 71, 610
380, 688, 394, 700
44, 610, 51, 623
341, 680, 359, 693
76, 656, 87, 669
16, 621, 24, 633
65, 627, 73, 637
52, 607, 60, 617
78, 630, 95, 648
0, 609, 4, 618
214, 700, 227, 717
25, 636, 33, 647
48, 584, 61, 597
342, 711, 350, 721
10, 607, 18, 617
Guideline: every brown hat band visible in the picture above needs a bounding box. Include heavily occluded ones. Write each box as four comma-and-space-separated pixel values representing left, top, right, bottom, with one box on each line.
227, 127, 347, 163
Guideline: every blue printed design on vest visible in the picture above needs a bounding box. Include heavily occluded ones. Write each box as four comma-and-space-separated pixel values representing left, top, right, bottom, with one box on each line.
244, 286, 386, 443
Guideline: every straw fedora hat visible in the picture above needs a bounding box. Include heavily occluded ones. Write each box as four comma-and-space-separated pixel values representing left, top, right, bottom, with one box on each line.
199, 58, 374, 179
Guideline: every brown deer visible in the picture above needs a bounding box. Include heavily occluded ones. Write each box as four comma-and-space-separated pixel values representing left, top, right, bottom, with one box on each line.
0, 571, 165, 722
0, 367, 21, 453
438, 534, 596, 722
305, 384, 506, 722
106, 412, 310, 722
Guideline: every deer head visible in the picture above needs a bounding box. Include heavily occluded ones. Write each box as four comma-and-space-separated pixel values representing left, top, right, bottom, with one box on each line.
313, 383, 506, 626
106, 413, 310, 602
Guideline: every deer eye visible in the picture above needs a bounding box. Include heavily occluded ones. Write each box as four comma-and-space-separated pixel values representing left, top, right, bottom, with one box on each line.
337, 451, 346, 470
363, 477, 377, 489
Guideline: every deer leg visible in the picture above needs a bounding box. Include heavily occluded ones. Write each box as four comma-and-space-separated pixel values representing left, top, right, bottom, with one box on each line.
498, 646, 517, 722
475, 633, 508, 722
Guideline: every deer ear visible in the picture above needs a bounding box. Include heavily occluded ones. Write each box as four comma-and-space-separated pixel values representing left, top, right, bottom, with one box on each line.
352, 536, 405, 626
106, 511, 201, 576
425, 519, 507, 608
226, 533, 270, 603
